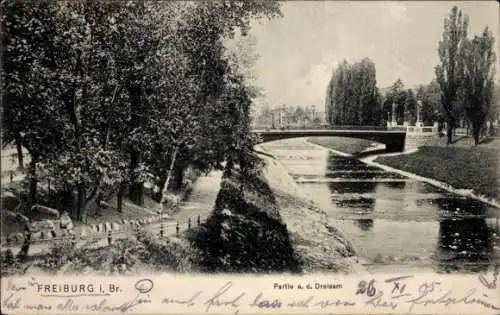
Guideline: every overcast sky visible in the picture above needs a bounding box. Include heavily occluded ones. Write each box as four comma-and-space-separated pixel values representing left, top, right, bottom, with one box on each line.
248, 1, 499, 110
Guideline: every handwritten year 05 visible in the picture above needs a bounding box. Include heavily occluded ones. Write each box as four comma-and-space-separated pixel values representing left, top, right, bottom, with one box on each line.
478, 266, 499, 290
356, 279, 377, 297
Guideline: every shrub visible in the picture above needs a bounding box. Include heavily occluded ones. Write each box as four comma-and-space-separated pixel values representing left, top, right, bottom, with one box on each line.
27, 229, 200, 275
139, 232, 201, 272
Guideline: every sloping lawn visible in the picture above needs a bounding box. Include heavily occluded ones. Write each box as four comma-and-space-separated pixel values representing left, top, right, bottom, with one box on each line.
307, 137, 377, 155
375, 145, 499, 200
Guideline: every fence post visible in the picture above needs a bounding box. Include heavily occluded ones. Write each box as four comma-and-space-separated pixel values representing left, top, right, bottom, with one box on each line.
188, 218, 191, 229
160, 222, 164, 237
176, 222, 179, 236
48, 178, 51, 196
10, 170, 13, 183
107, 230, 112, 245
197, 215, 201, 226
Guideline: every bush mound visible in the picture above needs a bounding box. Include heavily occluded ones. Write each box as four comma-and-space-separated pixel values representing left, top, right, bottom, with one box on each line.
188, 168, 301, 273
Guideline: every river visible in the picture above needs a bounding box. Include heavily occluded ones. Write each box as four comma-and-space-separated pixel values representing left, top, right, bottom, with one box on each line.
262, 138, 500, 273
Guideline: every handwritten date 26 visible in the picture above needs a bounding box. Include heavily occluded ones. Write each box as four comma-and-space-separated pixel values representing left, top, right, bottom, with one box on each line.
356, 279, 377, 297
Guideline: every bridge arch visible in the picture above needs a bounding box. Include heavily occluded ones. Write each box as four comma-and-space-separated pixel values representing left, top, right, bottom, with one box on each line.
253, 129, 406, 152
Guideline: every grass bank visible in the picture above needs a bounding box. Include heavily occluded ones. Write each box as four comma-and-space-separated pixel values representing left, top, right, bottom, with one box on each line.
375, 138, 500, 201
307, 137, 376, 155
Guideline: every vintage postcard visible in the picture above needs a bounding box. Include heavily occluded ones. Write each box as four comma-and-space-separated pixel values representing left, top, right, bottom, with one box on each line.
1, 0, 499, 314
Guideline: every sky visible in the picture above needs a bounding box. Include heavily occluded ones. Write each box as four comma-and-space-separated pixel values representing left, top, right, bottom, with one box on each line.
246, 1, 499, 110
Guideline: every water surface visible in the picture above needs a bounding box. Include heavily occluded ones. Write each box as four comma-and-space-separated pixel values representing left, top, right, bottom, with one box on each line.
263, 138, 499, 273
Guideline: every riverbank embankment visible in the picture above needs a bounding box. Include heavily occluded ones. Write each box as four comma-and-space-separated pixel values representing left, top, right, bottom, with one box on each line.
187, 146, 364, 274
257, 148, 365, 274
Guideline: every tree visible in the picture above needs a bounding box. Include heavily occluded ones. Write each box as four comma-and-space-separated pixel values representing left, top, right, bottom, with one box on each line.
357, 58, 380, 125
325, 58, 380, 126
382, 78, 406, 124
325, 71, 335, 125
416, 79, 442, 125
435, 6, 469, 144
2, 1, 70, 208
491, 83, 500, 125
403, 89, 417, 124
462, 27, 496, 145
2, 0, 282, 223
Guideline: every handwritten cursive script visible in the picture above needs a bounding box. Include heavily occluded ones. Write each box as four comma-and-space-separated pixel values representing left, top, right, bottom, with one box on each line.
406, 283, 500, 312
162, 291, 202, 307
478, 265, 499, 290
203, 282, 245, 312
2, 275, 500, 314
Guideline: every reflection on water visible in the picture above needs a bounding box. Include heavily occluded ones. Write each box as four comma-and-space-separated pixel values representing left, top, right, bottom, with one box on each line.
436, 218, 495, 273
355, 218, 374, 231
263, 139, 499, 273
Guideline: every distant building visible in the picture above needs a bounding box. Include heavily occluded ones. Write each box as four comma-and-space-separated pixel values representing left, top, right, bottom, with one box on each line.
253, 104, 327, 129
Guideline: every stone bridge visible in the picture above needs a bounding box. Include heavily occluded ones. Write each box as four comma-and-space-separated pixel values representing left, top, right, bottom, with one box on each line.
253, 129, 407, 152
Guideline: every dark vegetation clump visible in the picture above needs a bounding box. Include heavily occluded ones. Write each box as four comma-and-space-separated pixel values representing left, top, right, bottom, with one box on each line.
0, 232, 202, 276
188, 166, 301, 273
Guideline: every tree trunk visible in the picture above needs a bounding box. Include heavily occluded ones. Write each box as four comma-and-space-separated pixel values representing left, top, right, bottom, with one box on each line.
153, 174, 166, 202
172, 163, 185, 192
473, 130, 480, 146
239, 152, 248, 177
18, 227, 31, 262
472, 121, 481, 146
129, 182, 143, 205
446, 120, 454, 145
117, 181, 126, 213
224, 159, 234, 177
76, 183, 85, 221
15, 132, 24, 170
28, 155, 38, 210
128, 149, 144, 205
161, 146, 179, 204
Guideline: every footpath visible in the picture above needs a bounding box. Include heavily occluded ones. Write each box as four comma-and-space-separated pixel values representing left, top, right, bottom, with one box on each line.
1, 171, 223, 257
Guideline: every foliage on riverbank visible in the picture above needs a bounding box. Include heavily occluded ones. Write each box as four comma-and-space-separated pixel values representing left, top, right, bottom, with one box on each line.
2, 1, 281, 222
375, 145, 500, 200
187, 166, 301, 273
0, 231, 201, 276
307, 137, 376, 155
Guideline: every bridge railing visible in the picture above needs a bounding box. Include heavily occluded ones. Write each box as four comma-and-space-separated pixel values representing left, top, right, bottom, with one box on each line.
403, 126, 438, 134
252, 125, 389, 131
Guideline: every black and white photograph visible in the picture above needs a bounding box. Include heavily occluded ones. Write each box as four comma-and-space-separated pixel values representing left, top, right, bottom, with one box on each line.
0, 0, 499, 313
